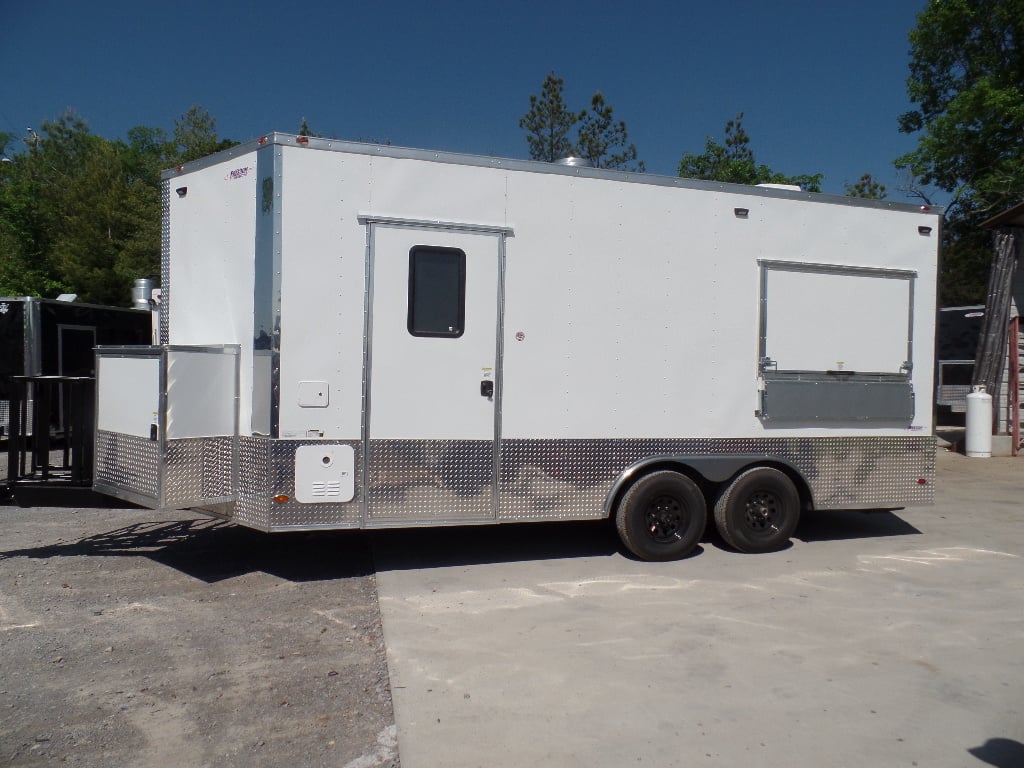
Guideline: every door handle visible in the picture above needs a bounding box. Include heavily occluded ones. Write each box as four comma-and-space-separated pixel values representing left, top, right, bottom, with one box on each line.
480, 380, 494, 398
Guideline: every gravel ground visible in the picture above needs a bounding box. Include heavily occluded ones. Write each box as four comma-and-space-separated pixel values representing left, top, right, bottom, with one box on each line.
0, 500, 398, 768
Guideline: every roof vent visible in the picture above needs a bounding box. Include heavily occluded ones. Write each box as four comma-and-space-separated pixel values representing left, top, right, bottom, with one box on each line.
554, 156, 594, 168
756, 183, 801, 191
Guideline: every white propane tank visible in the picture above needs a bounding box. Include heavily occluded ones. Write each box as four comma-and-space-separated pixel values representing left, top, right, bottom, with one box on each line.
965, 385, 993, 458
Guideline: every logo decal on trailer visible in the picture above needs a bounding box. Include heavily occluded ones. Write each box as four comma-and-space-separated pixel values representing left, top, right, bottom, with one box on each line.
0, 303, 8, 315
225, 166, 253, 181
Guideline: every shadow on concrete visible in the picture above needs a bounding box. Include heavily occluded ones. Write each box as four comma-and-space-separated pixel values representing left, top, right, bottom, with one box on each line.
370, 506, 927, 569
968, 738, 1024, 767
0, 518, 374, 584
795, 509, 922, 543
369, 519, 621, 572
1, 485, 140, 509
936, 424, 966, 453
1, 506, 924, 580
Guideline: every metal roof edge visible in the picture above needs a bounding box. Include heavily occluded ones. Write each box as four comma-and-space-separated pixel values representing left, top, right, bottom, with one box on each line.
163, 132, 944, 216
980, 201, 1024, 230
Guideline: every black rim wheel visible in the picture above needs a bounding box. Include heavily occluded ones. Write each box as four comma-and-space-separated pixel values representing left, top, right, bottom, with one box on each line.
743, 490, 783, 537
645, 495, 684, 543
713, 467, 800, 554
615, 471, 707, 561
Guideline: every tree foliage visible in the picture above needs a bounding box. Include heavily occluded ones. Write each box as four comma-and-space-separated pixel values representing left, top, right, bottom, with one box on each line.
845, 173, 887, 200
173, 105, 237, 164
0, 107, 236, 304
678, 114, 823, 191
897, 0, 1024, 304
519, 72, 583, 163
577, 93, 645, 172
298, 117, 321, 138
520, 72, 644, 170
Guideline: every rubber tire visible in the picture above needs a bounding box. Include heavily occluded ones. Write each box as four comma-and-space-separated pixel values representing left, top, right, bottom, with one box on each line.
714, 467, 800, 553
615, 470, 707, 561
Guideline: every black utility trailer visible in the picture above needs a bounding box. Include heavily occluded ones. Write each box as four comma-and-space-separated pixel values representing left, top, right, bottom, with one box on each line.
1, 297, 151, 495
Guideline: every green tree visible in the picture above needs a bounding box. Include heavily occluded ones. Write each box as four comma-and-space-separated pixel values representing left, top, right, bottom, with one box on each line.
577, 92, 645, 171
298, 117, 321, 138
0, 112, 170, 303
519, 72, 582, 162
520, 73, 646, 169
6, 115, 98, 296
0, 143, 68, 296
173, 105, 237, 163
897, 0, 1024, 304
0, 107, 237, 303
678, 114, 823, 191
845, 173, 887, 200
122, 125, 174, 180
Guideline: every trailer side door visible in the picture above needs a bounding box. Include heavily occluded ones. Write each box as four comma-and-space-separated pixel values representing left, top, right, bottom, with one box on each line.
364, 222, 505, 523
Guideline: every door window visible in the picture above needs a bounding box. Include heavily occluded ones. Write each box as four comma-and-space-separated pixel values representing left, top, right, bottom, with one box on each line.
407, 246, 466, 338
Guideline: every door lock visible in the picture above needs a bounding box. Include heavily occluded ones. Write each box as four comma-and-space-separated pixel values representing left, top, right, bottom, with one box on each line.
480, 380, 494, 398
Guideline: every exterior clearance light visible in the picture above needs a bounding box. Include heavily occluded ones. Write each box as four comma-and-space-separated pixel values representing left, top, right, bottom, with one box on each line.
734, 208, 749, 218
918, 226, 932, 235
297, 136, 309, 145
258, 136, 268, 145
273, 494, 290, 503
175, 187, 187, 198
920, 205, 930, 212
917, 478, 927, 485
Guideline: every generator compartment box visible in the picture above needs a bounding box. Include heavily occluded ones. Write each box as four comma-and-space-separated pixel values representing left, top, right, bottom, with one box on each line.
94, 345, 239, 509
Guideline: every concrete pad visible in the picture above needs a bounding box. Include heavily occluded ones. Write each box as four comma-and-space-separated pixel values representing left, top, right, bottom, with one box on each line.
373, 449, 1024, 767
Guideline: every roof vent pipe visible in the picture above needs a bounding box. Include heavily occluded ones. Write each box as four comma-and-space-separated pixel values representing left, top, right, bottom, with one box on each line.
132, 278, 155, 310
554, 156, 595, 168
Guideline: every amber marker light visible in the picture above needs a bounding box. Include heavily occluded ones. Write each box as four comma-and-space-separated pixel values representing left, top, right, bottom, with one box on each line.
273, 494, 290, 503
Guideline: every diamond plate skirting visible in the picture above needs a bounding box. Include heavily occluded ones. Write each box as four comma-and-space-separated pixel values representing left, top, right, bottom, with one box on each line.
235, 436, 362, 531
96, 432, 934, 529
366, 439, 494, 523
0, 399, 34, 438
237, 435, 933, 528
94, 431, 234, 509
95, 430, 160, 503
497, 436, 935, 521
163, 437, 235, 508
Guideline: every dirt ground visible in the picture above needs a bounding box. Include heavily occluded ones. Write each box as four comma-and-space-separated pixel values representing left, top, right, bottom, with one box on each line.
0, 497, 398, 768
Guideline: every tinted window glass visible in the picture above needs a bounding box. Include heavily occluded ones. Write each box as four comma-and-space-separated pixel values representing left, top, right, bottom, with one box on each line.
408, 247, 465, 337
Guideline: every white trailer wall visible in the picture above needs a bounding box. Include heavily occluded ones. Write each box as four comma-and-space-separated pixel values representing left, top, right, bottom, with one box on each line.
163, 141, 935, 445
265, 145, 936, 442
165, 150, 259, 433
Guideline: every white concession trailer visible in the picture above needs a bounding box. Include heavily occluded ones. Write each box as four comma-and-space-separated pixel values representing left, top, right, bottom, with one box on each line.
93, 134, 941, 560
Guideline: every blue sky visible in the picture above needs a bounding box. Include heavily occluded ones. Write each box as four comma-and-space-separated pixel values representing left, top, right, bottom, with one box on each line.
2, 0, 930, 198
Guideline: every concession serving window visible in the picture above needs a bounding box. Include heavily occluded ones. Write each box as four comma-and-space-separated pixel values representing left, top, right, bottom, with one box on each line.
756, 259, 917, 423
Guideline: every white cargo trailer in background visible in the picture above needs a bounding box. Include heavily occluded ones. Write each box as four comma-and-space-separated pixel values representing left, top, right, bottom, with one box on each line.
93, 134, 941, 560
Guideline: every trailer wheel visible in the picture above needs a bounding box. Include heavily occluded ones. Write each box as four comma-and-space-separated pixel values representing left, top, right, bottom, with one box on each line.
615, 471, 706, 561
714, 467, 799, 553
